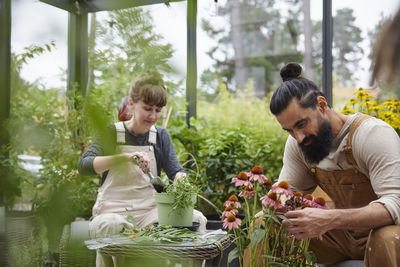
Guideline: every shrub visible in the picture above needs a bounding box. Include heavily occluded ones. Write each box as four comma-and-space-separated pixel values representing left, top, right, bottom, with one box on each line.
170, 83, 287, 213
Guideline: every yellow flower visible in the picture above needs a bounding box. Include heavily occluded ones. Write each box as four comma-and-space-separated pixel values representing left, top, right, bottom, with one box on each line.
368, 105, 382, 113
340, 106, 355, 115
346, 98, 358, 106
355, 88, 373, 101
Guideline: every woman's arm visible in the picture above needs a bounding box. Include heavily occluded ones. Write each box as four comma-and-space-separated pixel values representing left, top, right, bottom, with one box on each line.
92, 154, 131, 174
78, 125, 149, 176
158, 128, 185, 180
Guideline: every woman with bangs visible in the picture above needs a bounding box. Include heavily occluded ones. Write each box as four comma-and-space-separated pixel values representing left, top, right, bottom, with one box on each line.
78, 71, 206, 267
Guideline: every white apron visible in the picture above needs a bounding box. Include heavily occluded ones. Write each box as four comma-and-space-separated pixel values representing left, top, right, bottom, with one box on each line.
92, 122, 159, 227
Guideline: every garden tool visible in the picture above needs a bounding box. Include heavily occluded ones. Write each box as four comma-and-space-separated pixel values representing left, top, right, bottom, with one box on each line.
132, 154, 167, 193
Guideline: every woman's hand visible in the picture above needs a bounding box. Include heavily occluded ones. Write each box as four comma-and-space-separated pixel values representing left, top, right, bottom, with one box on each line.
173, 172, 187, 183
128, 152, 150, 174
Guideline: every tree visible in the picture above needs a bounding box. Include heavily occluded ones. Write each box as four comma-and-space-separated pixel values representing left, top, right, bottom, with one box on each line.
332, 8, 364, 86
302, 0, 314, 80
201, 0, 303, 97
311, 8, 364, 87
92, 7, 179, 113
228, 0, 248, 91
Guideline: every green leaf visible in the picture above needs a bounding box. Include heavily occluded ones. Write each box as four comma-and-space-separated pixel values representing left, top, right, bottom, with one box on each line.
250, 228, 266, 247
227, 247, 240, 264
125, 210, 137, 228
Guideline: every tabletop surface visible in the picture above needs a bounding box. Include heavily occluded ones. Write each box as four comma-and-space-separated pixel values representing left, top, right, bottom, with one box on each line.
85, 229, 231, 260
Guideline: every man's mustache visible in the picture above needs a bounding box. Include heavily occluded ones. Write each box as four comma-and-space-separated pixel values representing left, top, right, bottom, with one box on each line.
301, 135, 315, 146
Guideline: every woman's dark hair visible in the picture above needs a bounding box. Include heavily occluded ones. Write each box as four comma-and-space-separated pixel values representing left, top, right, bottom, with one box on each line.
270, 62, 326, 115
129, 71, 167, 107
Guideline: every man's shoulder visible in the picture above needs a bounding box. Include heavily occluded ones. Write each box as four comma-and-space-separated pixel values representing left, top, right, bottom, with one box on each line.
352, 115, 399, 149
356, 116, 395, 136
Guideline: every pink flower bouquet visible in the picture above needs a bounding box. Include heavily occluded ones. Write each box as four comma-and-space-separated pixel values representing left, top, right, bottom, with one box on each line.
222, 165, 328, 267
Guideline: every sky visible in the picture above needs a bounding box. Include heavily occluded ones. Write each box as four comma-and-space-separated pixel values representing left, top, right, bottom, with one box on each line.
11, 0, 400, 89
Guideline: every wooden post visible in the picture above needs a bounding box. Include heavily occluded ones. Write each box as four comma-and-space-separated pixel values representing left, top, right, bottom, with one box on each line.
322, 0, 333, 106
67, 11, 88, 107
0, 0, 11, 156
186, 0, 197, 127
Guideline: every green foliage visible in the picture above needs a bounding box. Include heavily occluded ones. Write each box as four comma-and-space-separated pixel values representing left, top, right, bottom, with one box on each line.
170, 84, 287, 212
0, 41, 56, 209
0, 152, 23, 208
10, 41, 56, 95
9, 85, 99, 252
8, 217, 48, 267
166, 177, 200, 211
122, 224, 201, 243
92, 7, 180, 111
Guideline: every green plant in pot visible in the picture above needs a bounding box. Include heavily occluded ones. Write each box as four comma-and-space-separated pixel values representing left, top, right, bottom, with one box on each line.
154, 177, 200, 226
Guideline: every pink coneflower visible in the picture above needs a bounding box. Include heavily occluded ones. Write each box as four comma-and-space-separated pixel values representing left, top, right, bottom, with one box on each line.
312, 197, 329, 209
260, 178, 273, 191
293, 191, 304, 208
222, 214, 242, 230
272, 181, 293, 199
271, 181, 293, 196
224, 195, 241, 208
231, 172, 253, 187
239, 186, 256, 199
260, 192, 283, 210
302, 193, 314, 207
248, 166, 268, 183
251, 165, 264, 174
222, 206, 238, 217
271, 181, 293, 205
284, 199, 295, 211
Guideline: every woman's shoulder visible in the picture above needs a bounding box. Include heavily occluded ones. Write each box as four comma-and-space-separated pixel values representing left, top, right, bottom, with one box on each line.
154, 125, 168, 134
154, 125, 172, 141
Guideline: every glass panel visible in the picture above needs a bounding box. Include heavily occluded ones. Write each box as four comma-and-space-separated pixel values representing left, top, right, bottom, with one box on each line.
312, 0, 399, 108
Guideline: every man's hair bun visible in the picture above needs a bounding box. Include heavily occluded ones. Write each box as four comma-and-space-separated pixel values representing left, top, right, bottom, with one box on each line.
280, 62, 302, 82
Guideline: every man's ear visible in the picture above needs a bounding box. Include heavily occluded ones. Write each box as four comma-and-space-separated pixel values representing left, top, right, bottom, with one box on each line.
316, 96, 328, 113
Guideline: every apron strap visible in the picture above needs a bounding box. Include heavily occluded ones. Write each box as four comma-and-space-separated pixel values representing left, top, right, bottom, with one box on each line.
114, 122, 157, 145
115, 121, 125, 144
148, 125, 157, 145
343, 114, 371, 165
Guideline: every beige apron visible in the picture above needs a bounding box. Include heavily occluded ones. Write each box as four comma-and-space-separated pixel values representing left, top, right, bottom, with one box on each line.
92, 122, 159, 227
309, 114, 400, 266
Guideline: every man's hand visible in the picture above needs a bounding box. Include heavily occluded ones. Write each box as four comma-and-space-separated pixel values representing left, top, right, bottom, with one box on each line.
282, 208, 334, 239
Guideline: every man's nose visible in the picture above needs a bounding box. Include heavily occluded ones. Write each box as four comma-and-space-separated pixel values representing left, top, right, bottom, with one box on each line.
294, 131, 306, 144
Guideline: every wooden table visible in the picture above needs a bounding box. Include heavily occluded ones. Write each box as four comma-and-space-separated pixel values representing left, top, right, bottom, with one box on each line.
85, 230, 231, 267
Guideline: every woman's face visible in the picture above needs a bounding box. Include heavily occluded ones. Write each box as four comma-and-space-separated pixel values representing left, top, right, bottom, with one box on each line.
129, 99, 163, 134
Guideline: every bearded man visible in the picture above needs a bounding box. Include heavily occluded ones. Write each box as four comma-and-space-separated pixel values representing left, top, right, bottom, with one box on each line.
269, 63, 400, 267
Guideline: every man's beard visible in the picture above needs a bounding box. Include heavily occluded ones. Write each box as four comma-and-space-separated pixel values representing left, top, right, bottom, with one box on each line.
299, 118, 333, 164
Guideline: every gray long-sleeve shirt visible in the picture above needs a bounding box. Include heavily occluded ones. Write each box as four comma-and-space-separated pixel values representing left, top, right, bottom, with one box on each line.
77, 123, 184, 184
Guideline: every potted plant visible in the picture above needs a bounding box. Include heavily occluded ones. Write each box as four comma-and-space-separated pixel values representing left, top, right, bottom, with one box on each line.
154, 177, 199, 226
